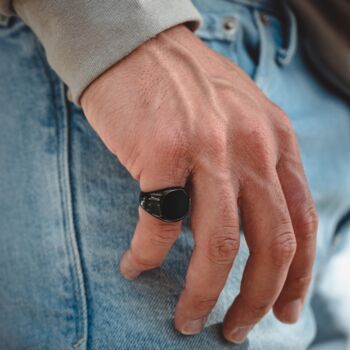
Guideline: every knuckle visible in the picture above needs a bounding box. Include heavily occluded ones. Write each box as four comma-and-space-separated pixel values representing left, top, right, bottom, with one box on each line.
247, 126, 269, 146
238, 125, 276, 171
157, 131, 190, 161
199, 126, 227, 163
123, 143, 142, 180
278, 114, 293, 133
293, 275, 312, 292
237, 293, 271, 320
131, 253, 159, 271
242, 125, 269, 151
149, 225, 179, 246
272, 109, 296, 141
249, 302, 271, 320
272, 105, 290, 124
270, 224, 297, 267
191, 297, 218, 314
296, 205, 319, 243
209, 137, 227, 159
154, 133, 193, 184
207, 228, 240, 265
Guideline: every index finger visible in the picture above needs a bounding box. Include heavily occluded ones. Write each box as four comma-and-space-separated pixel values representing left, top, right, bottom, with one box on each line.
120, 207, 182, 279
120, 165, 187, 280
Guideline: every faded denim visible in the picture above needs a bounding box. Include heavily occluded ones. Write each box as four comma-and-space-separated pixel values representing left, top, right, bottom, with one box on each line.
0, 0, 350, 349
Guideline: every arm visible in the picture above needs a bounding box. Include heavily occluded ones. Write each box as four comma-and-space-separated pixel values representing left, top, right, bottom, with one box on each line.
1, 0, 318, 343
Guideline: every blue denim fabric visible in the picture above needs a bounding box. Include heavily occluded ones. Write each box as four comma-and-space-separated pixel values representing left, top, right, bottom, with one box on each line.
0, 0, 350, 349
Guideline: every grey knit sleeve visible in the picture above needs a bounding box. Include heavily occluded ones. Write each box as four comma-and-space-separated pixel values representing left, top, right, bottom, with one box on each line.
0, 0, 202, 103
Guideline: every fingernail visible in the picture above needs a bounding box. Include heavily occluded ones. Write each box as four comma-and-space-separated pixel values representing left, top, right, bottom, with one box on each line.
120, 251, 140, 280
281, 299, 302, 323
180, 317, 207, 335
227, 326, 253, 344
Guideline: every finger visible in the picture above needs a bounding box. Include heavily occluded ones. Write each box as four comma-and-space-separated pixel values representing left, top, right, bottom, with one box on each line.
120, 208, 182, 279
175, 171, 240, 335
273, 153, 318, 323
120, 164, 188, 280
223, 174, 296, 343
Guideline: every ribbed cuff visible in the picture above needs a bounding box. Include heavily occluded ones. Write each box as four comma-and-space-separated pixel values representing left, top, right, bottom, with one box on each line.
14, 0, 202, 104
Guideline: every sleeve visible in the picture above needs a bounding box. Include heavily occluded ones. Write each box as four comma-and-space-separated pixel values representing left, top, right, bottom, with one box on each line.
3, 0, 202, 104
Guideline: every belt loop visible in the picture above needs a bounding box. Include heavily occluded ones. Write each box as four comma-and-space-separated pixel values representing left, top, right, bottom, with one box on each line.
275, 0, 298, 66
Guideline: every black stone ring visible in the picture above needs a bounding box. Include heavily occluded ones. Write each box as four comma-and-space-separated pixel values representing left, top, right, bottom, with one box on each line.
139, 187, 190, 222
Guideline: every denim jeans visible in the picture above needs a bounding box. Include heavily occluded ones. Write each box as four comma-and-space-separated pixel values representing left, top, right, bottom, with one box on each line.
0, 0, 350, 349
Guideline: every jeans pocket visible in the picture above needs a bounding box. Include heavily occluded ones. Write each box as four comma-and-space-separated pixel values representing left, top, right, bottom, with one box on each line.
193, 4, 267, 81
194, 12, 240, 65
193, 1, 296, 87
0, 20, 88, 349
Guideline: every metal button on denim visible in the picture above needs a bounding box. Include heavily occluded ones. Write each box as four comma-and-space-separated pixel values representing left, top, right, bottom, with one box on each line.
260, 13, 270, 25
222, 16, 237, 33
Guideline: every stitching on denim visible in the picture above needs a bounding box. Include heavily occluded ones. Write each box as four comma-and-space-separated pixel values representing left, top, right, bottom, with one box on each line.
57, 83, 88, 350
252, 9, 271, 89
275, 1, 298, 66
34, 38, 88, 349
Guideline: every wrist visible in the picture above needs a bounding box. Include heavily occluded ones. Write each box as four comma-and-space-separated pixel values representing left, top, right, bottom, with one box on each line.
81, 24, 195, 112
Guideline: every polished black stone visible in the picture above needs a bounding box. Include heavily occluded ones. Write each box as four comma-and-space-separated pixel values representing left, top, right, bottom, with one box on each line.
139, 187, 190, 222
161, 189, 189, 221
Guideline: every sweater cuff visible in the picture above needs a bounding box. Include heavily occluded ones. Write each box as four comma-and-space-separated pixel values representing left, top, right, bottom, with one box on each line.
14, 0, 202, 104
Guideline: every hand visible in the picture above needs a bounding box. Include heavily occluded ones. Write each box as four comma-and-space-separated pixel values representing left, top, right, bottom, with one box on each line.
81, 24, 318, 343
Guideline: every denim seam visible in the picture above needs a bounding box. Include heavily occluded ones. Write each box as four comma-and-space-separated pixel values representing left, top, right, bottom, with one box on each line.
252, 9, 271, 90
56, 82, 88, 350
275, 1, 297, 66
38, 42, 89, 349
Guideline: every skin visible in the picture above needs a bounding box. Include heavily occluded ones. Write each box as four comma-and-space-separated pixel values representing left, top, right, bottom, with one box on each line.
81, 24, 318, 343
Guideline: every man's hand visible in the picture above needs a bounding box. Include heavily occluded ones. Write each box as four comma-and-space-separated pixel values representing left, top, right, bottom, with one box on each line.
81, 24, 318, 343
